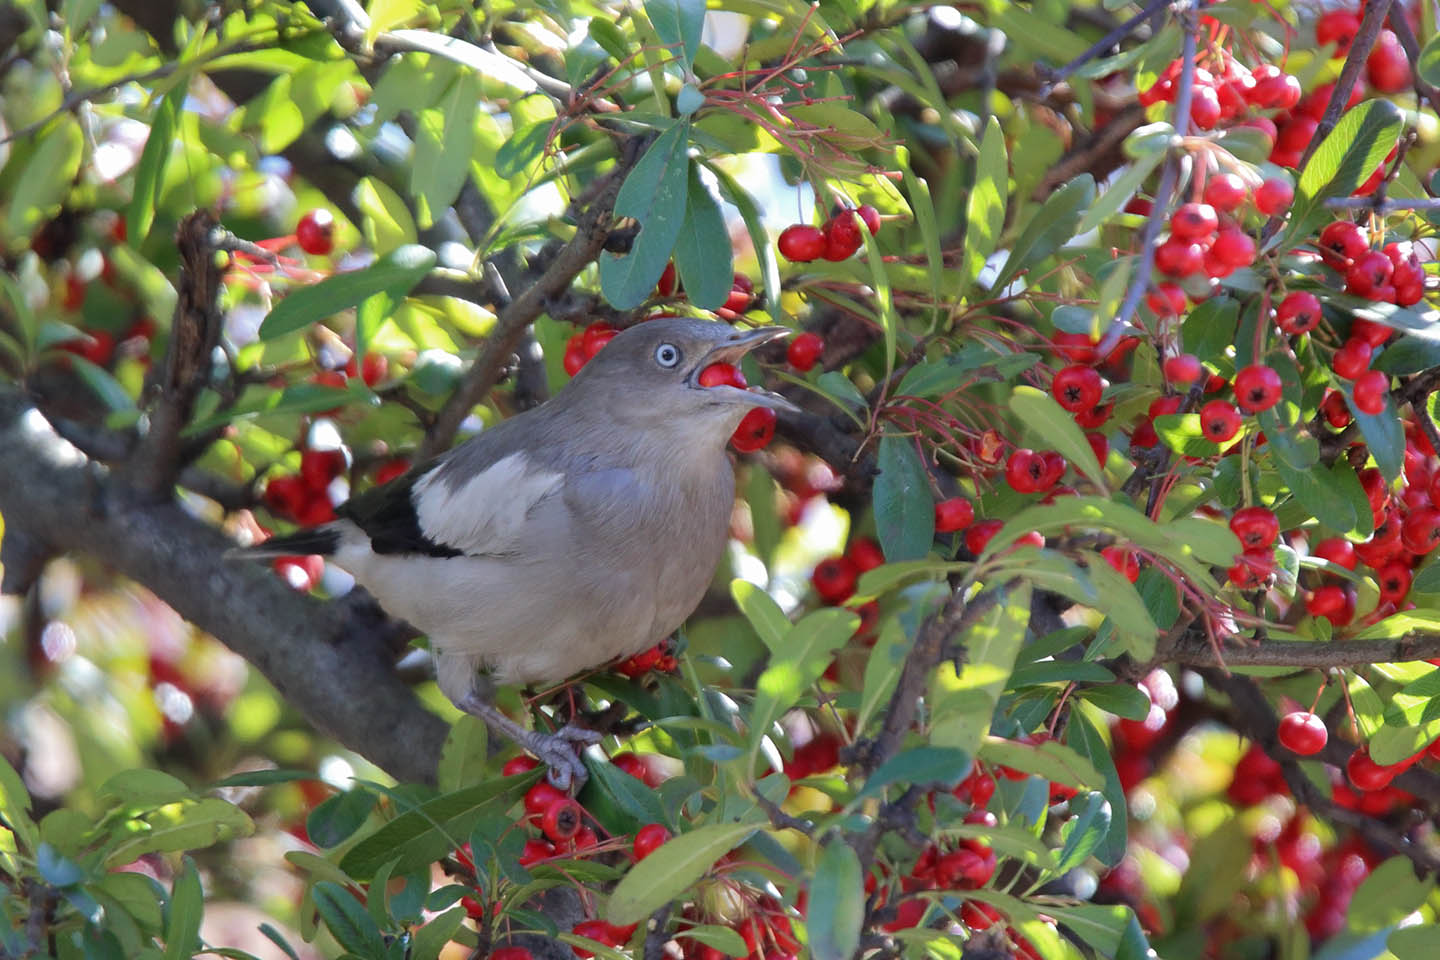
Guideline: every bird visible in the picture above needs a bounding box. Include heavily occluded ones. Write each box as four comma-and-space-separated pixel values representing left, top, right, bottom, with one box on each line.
236, 317, 797, 787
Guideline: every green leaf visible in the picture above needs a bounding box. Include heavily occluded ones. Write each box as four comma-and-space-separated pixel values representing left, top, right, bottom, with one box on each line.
1352, 383, 1407, 484
672, 164, 733, 310
874, 435, 935, 563
1273, 457, 1357, 535
582, 754, 668, 827
495, 120, 551, 179
1053, 792, 1111, 875
605, 822, 757, 924
979, 736, 1103, 791
895, 346, 1038, 398
313, 881, 387, 958
730, 580, 789, 653
99, 770, 189, 806
857, 616, 908, 732
930, 584, 1031, 755
103, 798, 254, 867
6, 117, 84, 241
808, 842, 862, 960
855, 747, 970, 800
705, 161, 782, 324
987, 174, 1094, 295
749, 608, 858, 755
901, 161, 943, 320
962, 116, 1008, 291
1066, 709, 1126, 865
409, 907, 466, 960
0, 758, 38, 854
1390, 925, 1440, 960
163, 858, 203, 960
1286, 99, 1405, 244
1348, 856, 1434, 931
600, 121, 691, 309
438, 716, 488, 794
305, 788, 376, 849
1348, 673, 1387, 740
644, 0, 705, 72
1181, 297, 1239, 364
1417, 31, 1440, 87
1077, 683, 1152, 721
1351, 608, 1440, 641
411, 73, 481, 225
338, 774, 537, 880
259, 244, 437, 340
1052, 904, 1149, 960
675, 925, 748, 957
1075, 146, 1164, 236
127, 85, 183, 247
1008, 386, 1107, 492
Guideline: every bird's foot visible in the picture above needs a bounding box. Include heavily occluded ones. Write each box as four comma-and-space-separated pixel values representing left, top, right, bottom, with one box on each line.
523, 725, 602, 790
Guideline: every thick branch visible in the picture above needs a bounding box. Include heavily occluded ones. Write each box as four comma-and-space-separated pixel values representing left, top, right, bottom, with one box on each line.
0, 389, 449, 784
1166, 630, 1440, 669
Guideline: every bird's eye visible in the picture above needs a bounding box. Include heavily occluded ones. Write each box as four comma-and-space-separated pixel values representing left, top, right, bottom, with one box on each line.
655, 343, 682, 368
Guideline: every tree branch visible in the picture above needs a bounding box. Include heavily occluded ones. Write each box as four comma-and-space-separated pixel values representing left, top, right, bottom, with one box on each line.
1166, 630, 1440, 669
0, 389, 449, 784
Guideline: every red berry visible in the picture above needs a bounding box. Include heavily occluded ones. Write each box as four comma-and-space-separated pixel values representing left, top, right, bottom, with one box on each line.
847, 537, 885, 572
300, 449, 346, 490
1345, 251, 1394, 299
1278, 712, 1327, 755
1377, 560, 1412, 604
264, 474, 310, 520
1210, 227, 1256, 269
1005, 448, 1046, 493
1202, 174, 1246, 212
1366, 30, 1411, 94
523, 781, 566, 817
730, 407, 776, 452
1307, 583, 1355, 625
1170, 202, 1219, 241
563, 336, 588, 376
1254, 178, 1294, 216
721, 274, 754, 315
1227, 548, 1275, 588
1274, 291, 1322, 335
519, 838, 555, 865
856, 204, 881, 235
1315, 9, 1360, 54
1312, 537, 1357, 571
787, 331, 824, 371
1318, 221, 1368, 269
503, 755, 540, 777
1200, 400, 1242, 443
821, 213, 864, 261
540, 797, 583, 842
1233, 364, 1282, 414
1189, 84, 1222, 130
1401, 507, 1440, 554
1146, 283, 1187, 317
1102, 545, 1140, 583
812, 556, 858, 603
964, 520, 1004, 556
777, 224, 826, 262
491, 948, 534, 960
1085, 431, 1108, 464
1352, 369, 1389, 415
1347, 746, 1394, 792
934, 497, 975, 533
1163, 353, 1202, 387
1154, 238, 1206, 276
654, 261, 678, 297
698, 362, 746, 388
1230, 506, 1279, 550
632, 823, 670, 861
296, 209, 335, 255
1051, 365, 1104, 413
1332, 338, 1373, 380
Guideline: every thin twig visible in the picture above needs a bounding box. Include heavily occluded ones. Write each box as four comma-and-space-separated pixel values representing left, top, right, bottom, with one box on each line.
1038, 0, 1170, 89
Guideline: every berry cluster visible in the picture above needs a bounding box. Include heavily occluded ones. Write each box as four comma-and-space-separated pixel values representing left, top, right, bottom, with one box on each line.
776, 204, 880, 263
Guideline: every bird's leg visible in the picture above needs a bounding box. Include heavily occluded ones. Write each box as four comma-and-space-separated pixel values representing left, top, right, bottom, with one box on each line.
454, 692, 600, 790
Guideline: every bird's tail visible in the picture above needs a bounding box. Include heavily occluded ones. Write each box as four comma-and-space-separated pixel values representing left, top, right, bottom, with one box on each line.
227, 524, 343, 560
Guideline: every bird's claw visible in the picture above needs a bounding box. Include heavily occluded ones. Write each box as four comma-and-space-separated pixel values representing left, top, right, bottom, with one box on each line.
532, 725, 601, 790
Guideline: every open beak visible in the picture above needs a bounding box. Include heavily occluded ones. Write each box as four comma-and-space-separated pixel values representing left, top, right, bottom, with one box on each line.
691, 326, 801, 413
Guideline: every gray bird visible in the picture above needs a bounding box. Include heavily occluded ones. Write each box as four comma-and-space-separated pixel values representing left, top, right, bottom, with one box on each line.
239, 317, 796, 787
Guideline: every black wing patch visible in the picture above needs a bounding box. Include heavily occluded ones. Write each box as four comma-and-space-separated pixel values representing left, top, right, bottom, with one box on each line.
338, 470, 463, 558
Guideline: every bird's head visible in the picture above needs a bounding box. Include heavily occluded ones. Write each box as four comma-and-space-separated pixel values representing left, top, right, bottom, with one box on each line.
563, 317, 800, 435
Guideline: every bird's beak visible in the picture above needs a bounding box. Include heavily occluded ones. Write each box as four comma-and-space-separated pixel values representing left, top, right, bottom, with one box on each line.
691, 326, 802, 413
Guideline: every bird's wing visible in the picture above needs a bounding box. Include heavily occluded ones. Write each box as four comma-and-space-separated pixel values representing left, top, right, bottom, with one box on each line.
339, 443, 565, 558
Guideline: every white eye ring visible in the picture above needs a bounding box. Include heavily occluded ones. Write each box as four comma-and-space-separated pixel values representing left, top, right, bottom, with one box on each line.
655, 343, 682, 368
